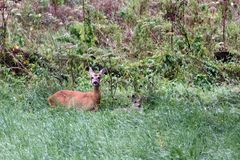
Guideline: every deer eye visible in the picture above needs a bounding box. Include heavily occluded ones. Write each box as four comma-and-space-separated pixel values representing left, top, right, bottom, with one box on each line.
91, 77, 94, 79
97, 77, 100, 80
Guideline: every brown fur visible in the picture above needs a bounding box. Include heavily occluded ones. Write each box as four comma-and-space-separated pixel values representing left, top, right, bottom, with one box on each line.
48, 68, 106, 111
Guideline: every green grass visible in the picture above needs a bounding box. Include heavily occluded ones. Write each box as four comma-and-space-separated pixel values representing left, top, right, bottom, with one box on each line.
0, 79, 239, 160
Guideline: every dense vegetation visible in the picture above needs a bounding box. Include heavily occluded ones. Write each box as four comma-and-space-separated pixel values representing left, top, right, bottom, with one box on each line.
0, 0, 240, 159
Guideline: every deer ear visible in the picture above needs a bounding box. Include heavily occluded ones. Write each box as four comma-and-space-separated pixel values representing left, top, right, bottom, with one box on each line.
89, 67, 94, 76
131, 94, 136, 100
140, 95, 146, 102
99, 68, 107, 75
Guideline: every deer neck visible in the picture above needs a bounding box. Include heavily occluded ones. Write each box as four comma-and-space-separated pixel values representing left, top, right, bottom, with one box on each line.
93, 86, 101, 104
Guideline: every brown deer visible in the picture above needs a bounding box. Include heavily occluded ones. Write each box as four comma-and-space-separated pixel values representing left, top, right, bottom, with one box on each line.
48, 67, 107, 111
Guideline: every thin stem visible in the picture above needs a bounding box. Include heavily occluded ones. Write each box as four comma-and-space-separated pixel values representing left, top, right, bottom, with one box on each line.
171, 21, 173, 52
82, 0, 85, 22
108, 55, 114, 106
1, 0, 7, 49
222, 0, 228, 50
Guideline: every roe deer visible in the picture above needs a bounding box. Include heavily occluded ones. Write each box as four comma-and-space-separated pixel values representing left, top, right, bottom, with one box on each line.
48, 67, 107, 111
114, 94, 143, 112
131, 94, 143, 111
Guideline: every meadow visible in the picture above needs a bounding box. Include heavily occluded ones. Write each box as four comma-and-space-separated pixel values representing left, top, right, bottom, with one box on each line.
0, 78, 239, 159
1, 0, 240, 159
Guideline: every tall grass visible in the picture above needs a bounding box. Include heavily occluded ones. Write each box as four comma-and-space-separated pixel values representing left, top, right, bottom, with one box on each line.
0, 78, 239, 159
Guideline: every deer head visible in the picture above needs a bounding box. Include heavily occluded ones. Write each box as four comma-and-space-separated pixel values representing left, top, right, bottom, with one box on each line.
131, 94, 143, 109
89, 67, 107, 87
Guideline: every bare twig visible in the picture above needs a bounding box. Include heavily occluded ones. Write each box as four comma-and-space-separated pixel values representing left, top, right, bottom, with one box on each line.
7, 50, 33, 76
176, 18, 192, 53
0, 0, 8, 49
222, 0, 228, 50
